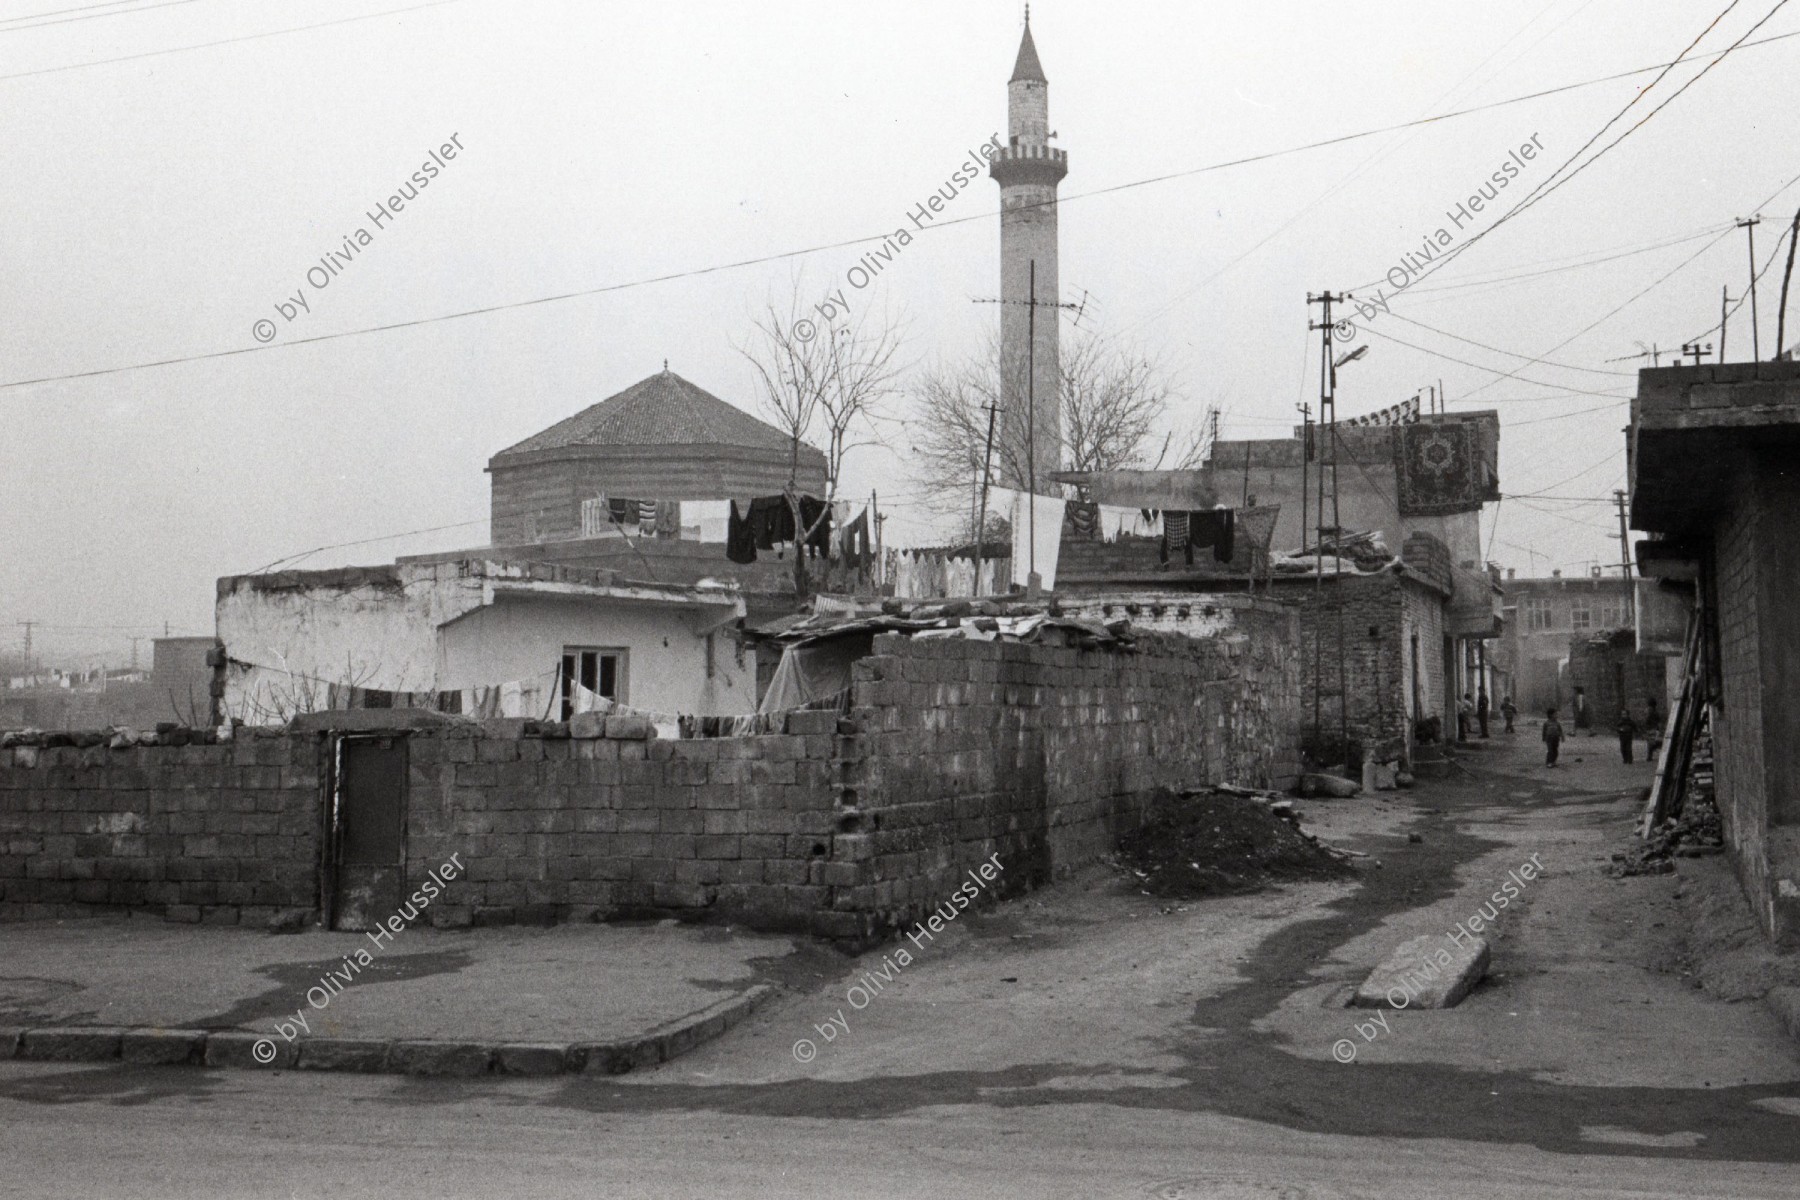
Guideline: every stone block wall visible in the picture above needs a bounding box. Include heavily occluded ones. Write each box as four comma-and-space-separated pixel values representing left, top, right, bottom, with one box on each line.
0, 732, 322, 923
0, 617, 1303, 940
1288, 570, 1444, 762
402, 717, 853, 936
832, 617, 1300, 933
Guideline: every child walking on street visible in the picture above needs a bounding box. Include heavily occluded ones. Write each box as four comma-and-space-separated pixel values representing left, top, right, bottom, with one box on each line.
1543, 708, 1564, 767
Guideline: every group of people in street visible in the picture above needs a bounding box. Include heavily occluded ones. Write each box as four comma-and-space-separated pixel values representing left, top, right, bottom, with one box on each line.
1538, 690, 1663, 768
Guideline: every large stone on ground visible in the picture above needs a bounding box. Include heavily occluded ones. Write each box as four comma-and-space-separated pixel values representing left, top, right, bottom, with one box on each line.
1352, 932, 1489, 1009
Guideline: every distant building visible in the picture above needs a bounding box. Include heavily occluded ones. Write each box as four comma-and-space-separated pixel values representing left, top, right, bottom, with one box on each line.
1490, 572, 1638, 713
1051, 410, 1503, 764
217, 559, 750, 725
486, 368, 824, 546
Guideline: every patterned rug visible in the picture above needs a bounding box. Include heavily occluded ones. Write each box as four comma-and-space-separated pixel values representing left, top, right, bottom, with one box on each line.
1393, 423, 1483, 515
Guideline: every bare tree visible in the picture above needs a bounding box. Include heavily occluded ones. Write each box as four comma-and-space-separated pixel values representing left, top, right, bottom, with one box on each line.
739, 278, 906, 596
909, 326, 1183, 535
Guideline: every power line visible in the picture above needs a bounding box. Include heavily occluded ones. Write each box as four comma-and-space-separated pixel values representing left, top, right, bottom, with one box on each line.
1356, 325, 1633, 397
1407, 0, 1782, 289
0, 0, 204, 35
0, 0, 470, 85
1377, 310, 1638, 376
11, 28, 1800, 396
1373, 224, 1730, 298
251, 516, 488, 574
1452, 227, 1737, 403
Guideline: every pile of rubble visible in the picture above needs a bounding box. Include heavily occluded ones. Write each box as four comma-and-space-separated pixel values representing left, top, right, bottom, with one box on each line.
1114, 785, 1357, 899
1610, 798, 1725, 877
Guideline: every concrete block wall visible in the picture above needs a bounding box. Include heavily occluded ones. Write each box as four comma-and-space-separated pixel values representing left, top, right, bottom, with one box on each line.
0, 732, 322, 924
827, 618, 1301, 934
1289, 572, 1440, 761
0, 618, 1304, 941
402, 718, 854, 936
1710, 464, 1789, 942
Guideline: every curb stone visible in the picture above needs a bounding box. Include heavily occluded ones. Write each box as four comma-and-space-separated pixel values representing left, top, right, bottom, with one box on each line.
0, 983, 780, 1077
388, 1040, 492, 1077
121, 1029, 206, 1066
296, 1037, 391, 1072
583, 982, 778, 1075
18, 1027, 125, 1062
205, 1031, 296, 1069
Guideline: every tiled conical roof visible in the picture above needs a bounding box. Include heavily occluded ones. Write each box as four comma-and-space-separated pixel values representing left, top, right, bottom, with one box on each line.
493, 370, 798, 458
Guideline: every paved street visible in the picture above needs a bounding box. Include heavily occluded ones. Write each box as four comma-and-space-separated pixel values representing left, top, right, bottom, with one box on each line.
3, 731, 1795, 1199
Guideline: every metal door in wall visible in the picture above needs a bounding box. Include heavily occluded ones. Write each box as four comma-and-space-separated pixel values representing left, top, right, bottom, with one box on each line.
331, 736, 406, 931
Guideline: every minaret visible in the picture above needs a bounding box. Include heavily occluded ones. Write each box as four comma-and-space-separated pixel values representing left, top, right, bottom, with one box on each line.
990, 8, 1067, 494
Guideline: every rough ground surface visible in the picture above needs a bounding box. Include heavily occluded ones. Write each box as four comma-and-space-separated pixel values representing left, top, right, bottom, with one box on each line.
1115, 787, 1355, 898
0, 919, 807, 1044
2, 726, 1799, 1197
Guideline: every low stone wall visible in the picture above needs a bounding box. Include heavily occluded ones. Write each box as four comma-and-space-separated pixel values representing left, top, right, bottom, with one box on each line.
1, 615, 1302, 939
0, 732, 322, 924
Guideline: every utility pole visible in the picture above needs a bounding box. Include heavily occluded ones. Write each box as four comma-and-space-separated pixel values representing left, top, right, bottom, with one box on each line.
1307, 290, 1352, 758
1681, 341, 1712, 366
1777, 205, 1800, 360
973, 399, 1002, 596
1738, 216, 1763, 361
16, 621, 34, 678
1721, 287, 1733, 363
1614, 488, 1635, 625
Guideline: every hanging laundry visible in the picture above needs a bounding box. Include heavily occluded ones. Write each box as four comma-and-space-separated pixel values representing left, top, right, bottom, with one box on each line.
798, 496, 832, 559
608, 497, 633, 524
1160, 511, 1191, 565
1190, 508, 1236, 564
655, 500, 682, 539
726, 500, 758, 564
747, 495, 793, 549
842, 511, 871, 569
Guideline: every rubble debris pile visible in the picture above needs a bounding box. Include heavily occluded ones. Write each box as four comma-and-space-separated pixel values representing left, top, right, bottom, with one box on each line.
1116, 787, 1357, 899
1611, 797, 1724, 877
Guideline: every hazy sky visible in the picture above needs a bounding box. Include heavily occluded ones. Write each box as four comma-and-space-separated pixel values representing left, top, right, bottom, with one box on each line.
5, 0, 1796, 667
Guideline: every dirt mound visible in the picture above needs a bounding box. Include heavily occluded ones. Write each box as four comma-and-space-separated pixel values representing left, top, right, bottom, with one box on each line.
1116, 788, 1356, 899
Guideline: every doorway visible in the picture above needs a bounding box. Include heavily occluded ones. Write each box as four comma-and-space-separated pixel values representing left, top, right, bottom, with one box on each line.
329, 735, 406, 931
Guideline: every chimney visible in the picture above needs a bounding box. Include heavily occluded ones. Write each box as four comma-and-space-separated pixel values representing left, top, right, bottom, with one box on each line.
1551, 569, 1562, 578
1506, 568, 1516, 580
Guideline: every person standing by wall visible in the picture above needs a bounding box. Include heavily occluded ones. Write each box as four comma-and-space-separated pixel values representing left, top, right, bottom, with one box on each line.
1501, 694, 1517, 734
1457, 693, 1472, 742
1543, 708, 1564, 767
1617, 708, 1637, 764
1573, 687, 1591, 736
1477, 689, 1490, 739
